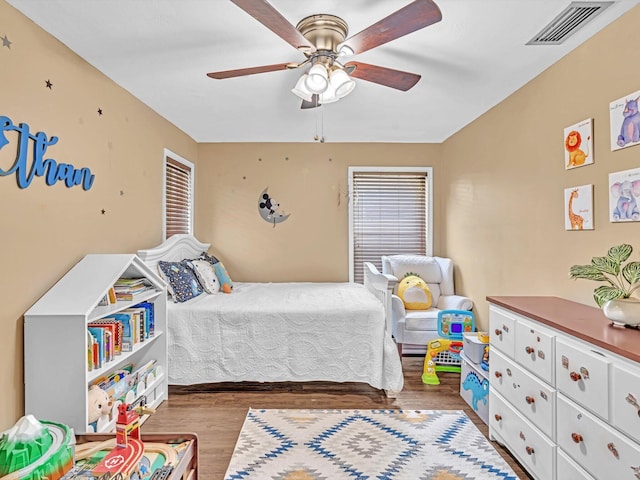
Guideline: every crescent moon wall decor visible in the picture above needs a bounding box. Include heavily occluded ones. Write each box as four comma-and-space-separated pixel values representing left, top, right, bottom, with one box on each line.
258, 187, 290, 226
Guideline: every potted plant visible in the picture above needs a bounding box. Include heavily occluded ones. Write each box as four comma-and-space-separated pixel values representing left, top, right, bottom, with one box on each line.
569, 244, 640, 325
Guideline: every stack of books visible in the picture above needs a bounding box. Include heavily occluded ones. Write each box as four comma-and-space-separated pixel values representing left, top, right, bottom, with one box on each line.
113, 277, 151, 301
87, 301, 155, 371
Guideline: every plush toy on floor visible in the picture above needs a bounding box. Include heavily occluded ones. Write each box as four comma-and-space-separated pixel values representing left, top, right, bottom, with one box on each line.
87, 385, 112, 432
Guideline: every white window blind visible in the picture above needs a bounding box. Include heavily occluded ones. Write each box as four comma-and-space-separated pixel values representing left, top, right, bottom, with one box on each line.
164, 156, 193, 239
351, 170, 428, 284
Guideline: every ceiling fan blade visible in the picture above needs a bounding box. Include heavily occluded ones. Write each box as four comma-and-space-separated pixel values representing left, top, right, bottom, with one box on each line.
207, 63, 292, 79
231, 0, 316, 53
340, 0, 442, 55
301, 94, 321, 109
345, 62, 421, 91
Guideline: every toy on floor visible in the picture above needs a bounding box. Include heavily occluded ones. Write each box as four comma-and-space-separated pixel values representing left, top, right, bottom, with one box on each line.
92, 395, 156, 478
422, 310, 475, 385
87, 384, 113, 432
481, 344, 490, 371
0, 414, 74, 480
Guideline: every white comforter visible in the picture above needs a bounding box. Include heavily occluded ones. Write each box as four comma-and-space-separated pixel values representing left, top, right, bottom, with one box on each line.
166, 282, 404, 391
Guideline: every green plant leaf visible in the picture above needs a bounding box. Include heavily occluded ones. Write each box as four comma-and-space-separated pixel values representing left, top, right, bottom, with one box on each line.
592, 256, 620, 275
569, 264, 608, 282
608, 244, 633, 264
593, 285, 627, 307
623, 261, 640, 286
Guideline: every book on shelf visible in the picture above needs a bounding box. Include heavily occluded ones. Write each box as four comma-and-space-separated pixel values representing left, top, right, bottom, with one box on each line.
88, 320, 123, 356
87, 327, 105, 368
114, 277, 147, 288
122, 307, 145, 344
87, 331, 95, 371
101, 313, 134, 352
97, 287, 117, 306
114, 287, 152, 301
133, 301, 155, 338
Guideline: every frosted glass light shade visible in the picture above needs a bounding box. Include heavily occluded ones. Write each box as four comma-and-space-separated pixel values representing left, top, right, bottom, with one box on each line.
320, 80, 339, 104
305, 63, 328, 94
330, 69, 356, 98
291, 74, 313, 101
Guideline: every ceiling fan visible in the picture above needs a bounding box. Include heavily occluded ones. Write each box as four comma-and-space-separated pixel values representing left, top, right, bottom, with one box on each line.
206, 0, 442, 108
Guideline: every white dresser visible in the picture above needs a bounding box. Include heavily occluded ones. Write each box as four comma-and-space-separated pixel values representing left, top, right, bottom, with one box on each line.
487, 296, 640, 480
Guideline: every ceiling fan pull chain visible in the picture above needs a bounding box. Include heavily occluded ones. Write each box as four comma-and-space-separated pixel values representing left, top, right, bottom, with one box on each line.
314, 95, 319, 141
320, 101, 325, 143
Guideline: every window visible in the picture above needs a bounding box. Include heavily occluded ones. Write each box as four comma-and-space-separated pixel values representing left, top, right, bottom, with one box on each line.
348, 167, 433, 283
163, 149, 194, 239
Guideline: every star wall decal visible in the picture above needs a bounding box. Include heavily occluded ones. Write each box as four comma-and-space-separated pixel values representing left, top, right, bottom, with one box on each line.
97, 108, 103, 116
45, 79, 53, 89
1, 35, 11, 49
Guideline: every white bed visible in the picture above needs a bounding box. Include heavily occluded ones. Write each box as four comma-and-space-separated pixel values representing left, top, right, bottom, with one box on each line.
138, 235, 404, 392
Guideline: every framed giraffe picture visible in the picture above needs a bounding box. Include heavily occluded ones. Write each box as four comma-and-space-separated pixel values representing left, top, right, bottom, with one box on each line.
564, 184, 593, 230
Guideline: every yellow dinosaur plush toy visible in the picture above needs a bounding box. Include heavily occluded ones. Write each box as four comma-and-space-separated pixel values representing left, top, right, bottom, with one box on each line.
398, 273, 432, 310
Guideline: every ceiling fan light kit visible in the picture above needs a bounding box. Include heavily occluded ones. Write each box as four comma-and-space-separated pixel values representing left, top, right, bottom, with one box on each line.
208, 0, 443, 135
291, 74, 313, 102
305, 62, 329, 94
330, 68, 356, 98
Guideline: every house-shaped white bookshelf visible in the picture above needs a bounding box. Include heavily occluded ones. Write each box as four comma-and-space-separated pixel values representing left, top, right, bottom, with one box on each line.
24, 254, 168, 433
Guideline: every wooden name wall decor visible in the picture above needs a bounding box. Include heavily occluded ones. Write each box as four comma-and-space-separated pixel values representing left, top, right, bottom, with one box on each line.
0, 115, 95, 190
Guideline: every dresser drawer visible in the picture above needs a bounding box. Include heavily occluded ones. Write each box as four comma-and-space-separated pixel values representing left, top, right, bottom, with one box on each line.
555, 337, 609, 420
491, 349, 555, 440
489, 306, 516, 358
611, 363, 640, 444
514, 317, 555, 385
490, 390, 555, 480
557, 394, 640, 480
557, 449, 595, 480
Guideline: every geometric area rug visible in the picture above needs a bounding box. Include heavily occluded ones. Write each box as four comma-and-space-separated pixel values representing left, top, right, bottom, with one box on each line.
224, 409, 519, 479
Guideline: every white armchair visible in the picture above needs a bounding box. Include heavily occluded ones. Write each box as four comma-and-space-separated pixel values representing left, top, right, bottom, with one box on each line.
382, 254, 473, 355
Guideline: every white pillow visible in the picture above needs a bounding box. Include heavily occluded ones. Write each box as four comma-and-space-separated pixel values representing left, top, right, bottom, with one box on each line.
388, 255, 443, 284
188, 259, 220, 294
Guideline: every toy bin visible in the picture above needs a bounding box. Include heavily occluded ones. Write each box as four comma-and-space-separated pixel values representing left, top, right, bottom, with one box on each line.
460, 351, 489, 425
462, 332, 488, 364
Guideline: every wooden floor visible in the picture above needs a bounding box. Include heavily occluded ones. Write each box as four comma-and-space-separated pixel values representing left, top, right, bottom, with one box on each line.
143, 356, 533, 479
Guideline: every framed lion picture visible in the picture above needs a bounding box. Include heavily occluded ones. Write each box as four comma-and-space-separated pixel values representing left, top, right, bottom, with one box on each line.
564, 118, 593, 170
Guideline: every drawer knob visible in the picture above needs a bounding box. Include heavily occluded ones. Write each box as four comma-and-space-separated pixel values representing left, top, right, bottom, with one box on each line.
495, 328, 502, 336
525, 346, 534, 354
571, 433, 583, 443
494, 414, 502, 421
525, 396, 535, 404
626, 393, 640, 417
608, 442, 619, 459
494, 371, 503, 378
570, 371, 582, 381
525, 446, 535, 455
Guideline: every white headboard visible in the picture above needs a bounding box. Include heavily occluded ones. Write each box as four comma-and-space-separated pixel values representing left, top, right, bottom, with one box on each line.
137, 234, 211, 270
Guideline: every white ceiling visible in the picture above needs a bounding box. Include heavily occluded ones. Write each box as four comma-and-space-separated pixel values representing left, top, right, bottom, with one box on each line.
7, 0, 639, 143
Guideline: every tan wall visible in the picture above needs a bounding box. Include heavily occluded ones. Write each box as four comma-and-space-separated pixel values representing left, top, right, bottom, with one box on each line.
196, 143, 443, 282
0, 1, 197, 430
442, 5, 640, 328
3, 0, 639, 434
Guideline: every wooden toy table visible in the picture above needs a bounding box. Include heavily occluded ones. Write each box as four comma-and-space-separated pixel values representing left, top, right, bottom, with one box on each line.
70, 432, 198, 479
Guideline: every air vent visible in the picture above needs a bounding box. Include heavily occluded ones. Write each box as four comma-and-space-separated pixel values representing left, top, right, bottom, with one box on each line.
527, 1, 613, 45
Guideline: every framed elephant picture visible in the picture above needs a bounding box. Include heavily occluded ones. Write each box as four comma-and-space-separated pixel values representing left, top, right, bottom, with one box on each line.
609, 168, 640, 222
564, 184, 593, 230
